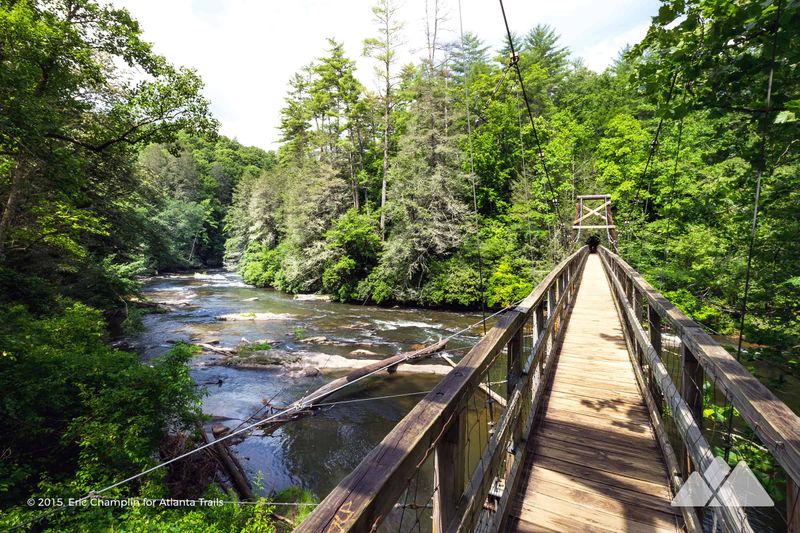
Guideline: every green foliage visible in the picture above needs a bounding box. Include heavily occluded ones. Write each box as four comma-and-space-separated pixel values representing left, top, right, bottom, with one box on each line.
486, 258, 534, 308
0, 0, 215, 279
2, 0, 800, 527
323, 256, 358, 301
624, 0, 800, 360
421, 258, 482, 307
138, 136, 275, 272
240, 242, 288, 288
322, 210, 382, 301
273, 486, 317, 527
0, 304, 202, 505
238, 341, 274, 354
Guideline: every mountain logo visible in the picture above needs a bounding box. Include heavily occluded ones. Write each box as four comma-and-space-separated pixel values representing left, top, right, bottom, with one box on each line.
671, 457, 773, 508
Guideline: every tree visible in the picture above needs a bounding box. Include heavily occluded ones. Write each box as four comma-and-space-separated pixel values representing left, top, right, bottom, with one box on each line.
0, 0, 215, 262
522, 24, 570, 96
364, 0, 404, 238
628, 0, 800, 355
366, 66, 469, 302
451, 31, 490, 80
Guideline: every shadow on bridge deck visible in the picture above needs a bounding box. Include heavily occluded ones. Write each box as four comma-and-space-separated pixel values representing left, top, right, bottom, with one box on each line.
507, 254, 683, 532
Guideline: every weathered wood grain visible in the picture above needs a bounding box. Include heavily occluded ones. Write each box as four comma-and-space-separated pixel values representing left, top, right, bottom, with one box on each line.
509, 255, 682, 533
600, 247, 800, 489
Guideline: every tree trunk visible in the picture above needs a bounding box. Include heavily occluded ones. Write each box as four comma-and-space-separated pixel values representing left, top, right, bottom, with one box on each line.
0, 158, 36, 260
257, 339, 449, 436
349, 151, 359, 210
188, 231, 198, 263
196, 422, 253, 500
380, 63, 390, 240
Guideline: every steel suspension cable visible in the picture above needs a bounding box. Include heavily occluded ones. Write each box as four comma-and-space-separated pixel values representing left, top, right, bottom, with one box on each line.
515, 84, 537, 275
632, 70, 679, 208
13, 296, 522, 530
498, 0, 564, 239
659, 91, 687, 289
473, 59, 514, 125
458, 0, 487, 333
723, 0, 782, 463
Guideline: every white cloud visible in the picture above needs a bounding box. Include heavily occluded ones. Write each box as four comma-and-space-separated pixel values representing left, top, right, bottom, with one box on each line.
105, 0, 658, 149
582, 22, 651, 72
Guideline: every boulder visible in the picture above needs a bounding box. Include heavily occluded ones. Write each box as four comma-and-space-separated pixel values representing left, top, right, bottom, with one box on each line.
302, 366, 321, 377
350, 349, 379, 356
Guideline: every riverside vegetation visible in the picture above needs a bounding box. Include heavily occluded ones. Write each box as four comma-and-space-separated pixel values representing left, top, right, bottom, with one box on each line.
0, 0, 798, 530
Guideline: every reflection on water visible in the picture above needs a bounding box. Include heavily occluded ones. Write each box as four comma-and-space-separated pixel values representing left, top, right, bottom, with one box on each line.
133, 270, 487, 500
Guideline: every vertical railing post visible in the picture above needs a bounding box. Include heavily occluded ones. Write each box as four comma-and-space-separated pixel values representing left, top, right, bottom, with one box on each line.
788, 478, 800, 533
633, 287, 642, 324
548, 281, 558, 338
534, 301, 545, 342
632, 288, 644, 365
648, 305, 663, 413
507, 326, 523, 396
625, 273, 633, 304
509, 320, 526, 456
534, 301, 546, 381
680, 342, 704, 478
433, 409, 466, 531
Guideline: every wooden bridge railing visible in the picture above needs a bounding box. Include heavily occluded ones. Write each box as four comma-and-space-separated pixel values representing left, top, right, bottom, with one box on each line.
599, 246, 800, 533
297, 246, 589, 532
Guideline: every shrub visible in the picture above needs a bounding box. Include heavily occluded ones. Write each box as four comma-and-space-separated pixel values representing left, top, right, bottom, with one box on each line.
486, 258, 534, 308
321, 210, 382, 302
240, 242, 287, 287
0, 304, 202, 506
421, 258, 482, 307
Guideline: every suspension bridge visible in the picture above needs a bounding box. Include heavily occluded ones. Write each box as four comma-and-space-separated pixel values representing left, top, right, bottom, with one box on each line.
292, 1, 800, 522
295, 241, 800, 533
12, 0, 795, 531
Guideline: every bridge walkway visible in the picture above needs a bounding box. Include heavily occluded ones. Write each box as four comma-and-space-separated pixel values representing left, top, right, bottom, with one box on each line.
507, 255, 683, 532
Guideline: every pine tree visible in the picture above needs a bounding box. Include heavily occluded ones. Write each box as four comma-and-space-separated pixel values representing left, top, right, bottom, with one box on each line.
364, 0, 404, 238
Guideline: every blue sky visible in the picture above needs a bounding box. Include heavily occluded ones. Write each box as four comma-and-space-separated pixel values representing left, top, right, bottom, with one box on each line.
109, 0, 661, 149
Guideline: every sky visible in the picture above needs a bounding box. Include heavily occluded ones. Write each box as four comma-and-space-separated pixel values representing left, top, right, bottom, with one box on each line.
107, 0, 660, 150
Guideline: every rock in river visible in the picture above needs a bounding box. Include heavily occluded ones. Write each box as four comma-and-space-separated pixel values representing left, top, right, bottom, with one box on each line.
215, 312, 294, 321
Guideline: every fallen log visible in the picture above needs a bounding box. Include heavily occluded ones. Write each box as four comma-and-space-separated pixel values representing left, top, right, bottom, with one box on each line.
301, 338, 449, 406
191, 340, 451, 505
196, 422, 253, 500
197, 343, 236, 355
255, 339, 450, 433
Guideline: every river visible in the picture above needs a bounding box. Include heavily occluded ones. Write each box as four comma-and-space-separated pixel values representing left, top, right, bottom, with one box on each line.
133, 270, 487, 502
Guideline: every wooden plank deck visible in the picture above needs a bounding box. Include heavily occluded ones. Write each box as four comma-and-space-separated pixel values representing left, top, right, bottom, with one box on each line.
507, 254, 683, 533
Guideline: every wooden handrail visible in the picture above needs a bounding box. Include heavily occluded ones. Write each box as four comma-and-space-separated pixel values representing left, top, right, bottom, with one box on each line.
298, 247, 589, 532
599, 246, 800, 486
599, 249, 749, 532
599, 246, 800, 533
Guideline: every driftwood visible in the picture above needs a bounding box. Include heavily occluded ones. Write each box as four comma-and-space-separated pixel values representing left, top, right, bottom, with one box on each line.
196, 422, 253, 500
183, 340, 451, 515
296, 338, 449, 406
256, 339, 450, 433
197, 342, 236, 355
193, 340, 451, 500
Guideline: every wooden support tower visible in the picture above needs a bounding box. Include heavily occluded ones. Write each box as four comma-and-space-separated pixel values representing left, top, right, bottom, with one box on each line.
573, 194, 618, 252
